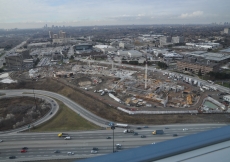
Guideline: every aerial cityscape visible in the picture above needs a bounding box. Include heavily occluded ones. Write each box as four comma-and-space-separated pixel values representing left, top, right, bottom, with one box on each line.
1, 0, 230, 162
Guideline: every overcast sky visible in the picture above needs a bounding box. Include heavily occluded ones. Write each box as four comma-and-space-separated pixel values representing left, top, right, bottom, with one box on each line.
0, 0, 230, 29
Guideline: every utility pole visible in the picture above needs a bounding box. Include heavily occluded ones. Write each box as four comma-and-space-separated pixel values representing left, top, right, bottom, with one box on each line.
145, 56, 148, 89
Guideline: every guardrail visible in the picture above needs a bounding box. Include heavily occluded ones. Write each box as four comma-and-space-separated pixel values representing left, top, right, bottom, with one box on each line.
117, 107, 198, 114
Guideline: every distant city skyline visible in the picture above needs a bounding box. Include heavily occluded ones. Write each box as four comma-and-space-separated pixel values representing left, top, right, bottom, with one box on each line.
0, 0, 230, 29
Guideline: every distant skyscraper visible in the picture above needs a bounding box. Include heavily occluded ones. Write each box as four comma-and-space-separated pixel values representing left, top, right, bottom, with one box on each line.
59, 30, 63, 38
49, 31, 53, 39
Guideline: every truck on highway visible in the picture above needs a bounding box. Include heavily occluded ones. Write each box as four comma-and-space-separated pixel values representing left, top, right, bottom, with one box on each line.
115, 123, 129, 128
58, 133, 69, 137
123, 129, 134, 133
152, 130, 164, 135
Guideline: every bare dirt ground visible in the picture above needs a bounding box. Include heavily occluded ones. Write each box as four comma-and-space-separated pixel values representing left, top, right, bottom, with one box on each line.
1, 78, 230, 125
0, 97, 51, 131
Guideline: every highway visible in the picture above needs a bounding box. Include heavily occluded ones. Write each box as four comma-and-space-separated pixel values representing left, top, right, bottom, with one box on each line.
0, 124, 226, 161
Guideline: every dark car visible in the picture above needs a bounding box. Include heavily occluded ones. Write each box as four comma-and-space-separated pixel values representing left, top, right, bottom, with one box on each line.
136, 127, 142, 130
9, 156, 16, 159
173, 134, 178, 137
141, 135, 146, 138
134, 132, 138, 135
22, 147, 28, 150
165, 127, 169, 129
92, 147, 99, 151
54, 150, 60, 153
106, 137, 111, 139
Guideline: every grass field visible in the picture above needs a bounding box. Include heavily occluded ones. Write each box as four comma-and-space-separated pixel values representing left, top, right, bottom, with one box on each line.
31, 100, 101, 132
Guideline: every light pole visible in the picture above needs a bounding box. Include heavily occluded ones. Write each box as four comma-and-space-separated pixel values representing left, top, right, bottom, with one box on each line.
111, 125, 115, 153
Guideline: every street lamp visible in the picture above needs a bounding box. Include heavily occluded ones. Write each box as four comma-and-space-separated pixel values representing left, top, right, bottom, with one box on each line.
111, 125, 115, 153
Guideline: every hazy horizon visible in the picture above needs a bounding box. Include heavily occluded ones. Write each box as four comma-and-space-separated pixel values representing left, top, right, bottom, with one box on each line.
0, 0, 230, 29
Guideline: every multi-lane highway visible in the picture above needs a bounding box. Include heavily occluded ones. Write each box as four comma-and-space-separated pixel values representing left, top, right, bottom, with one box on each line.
0, 124, 226, 161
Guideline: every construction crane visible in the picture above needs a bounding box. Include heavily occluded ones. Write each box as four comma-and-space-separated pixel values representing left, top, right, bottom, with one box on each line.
83, 55, 92, 67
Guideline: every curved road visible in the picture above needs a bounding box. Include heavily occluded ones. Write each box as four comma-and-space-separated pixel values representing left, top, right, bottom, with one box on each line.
0, 89, 110, 130
0, 93, 59, 134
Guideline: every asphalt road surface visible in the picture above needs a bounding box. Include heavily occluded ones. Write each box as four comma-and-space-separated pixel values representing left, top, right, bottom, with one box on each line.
0, 124, 226, 162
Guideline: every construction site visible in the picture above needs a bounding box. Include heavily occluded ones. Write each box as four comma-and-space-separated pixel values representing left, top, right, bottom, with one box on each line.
7, 57, 228, 115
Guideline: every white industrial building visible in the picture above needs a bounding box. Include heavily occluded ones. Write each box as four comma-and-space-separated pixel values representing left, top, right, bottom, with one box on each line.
185, 43, 221, 49
117, 50, 142, 58
94, 45, 117, 54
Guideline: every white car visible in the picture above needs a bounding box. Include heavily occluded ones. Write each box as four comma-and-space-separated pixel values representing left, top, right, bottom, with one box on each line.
67, 152, 74, 155
64, 136, 71, 140
116, 144, 122, 149
91, 150, 98, 154
183, 128, 188, 131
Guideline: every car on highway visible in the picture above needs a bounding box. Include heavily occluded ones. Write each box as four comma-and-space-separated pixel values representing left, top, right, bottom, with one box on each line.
183, 128, 188, 131
141, 135, 146, 138
91, 150, 98, 154
54, 150, 60, 153
116, 144, 122, 149
134, 132, 138, 135
0, 139, 3, 142
165, 127, 169, 129
67, 152, 74, 155
173, 134, 178, 137
9, 156, 16, 159
106, 136, 111, 139
21, 149, 27, 153
151, 142, 156, 144
64, 136, 71, 140
22, 147, 28, 150
92, 147, 99, 151
143, 126, 149, 128
136, 127, 142, 130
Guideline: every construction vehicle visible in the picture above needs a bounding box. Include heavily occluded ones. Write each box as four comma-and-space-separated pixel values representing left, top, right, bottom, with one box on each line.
152, 130, 164, 135
58, 133, 69, 137
123, 129, 134, 133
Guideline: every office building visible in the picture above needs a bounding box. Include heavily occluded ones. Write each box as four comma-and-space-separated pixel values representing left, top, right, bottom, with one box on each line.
5, 53, 23, 70
49, 31, 53, 39
53, 34, 58, 39
160, 36, 172, 47
224, 28, 230, 35
172, 36, 184, 44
